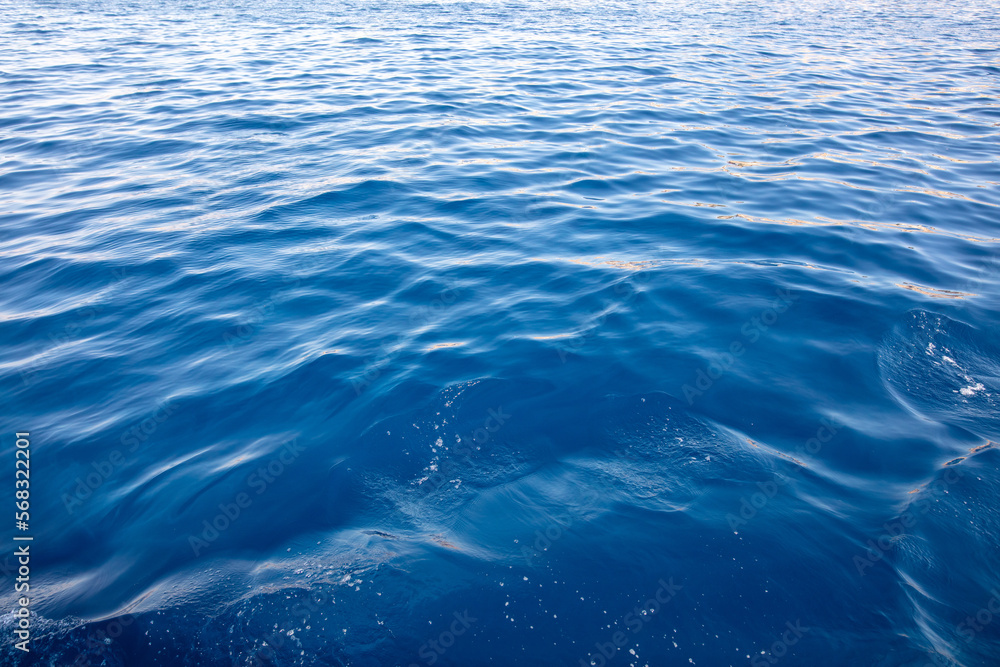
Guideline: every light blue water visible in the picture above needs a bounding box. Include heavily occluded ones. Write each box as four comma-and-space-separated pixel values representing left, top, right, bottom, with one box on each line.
1, 1, 999, 665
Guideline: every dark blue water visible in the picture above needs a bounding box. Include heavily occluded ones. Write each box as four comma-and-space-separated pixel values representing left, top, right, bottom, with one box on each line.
2, 1, 999, 665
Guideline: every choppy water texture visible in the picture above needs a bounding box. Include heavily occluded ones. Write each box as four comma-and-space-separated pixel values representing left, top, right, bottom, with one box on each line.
2, 0, 999, 665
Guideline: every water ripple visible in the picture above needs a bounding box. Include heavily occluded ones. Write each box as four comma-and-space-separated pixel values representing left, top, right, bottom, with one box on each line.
2, 1, 999, 665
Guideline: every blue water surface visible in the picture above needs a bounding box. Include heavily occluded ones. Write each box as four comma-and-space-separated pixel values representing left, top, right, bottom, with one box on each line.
1, 0, 999, 665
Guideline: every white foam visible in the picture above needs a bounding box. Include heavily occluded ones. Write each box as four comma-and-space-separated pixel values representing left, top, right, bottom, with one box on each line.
960, 382, 985, 397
